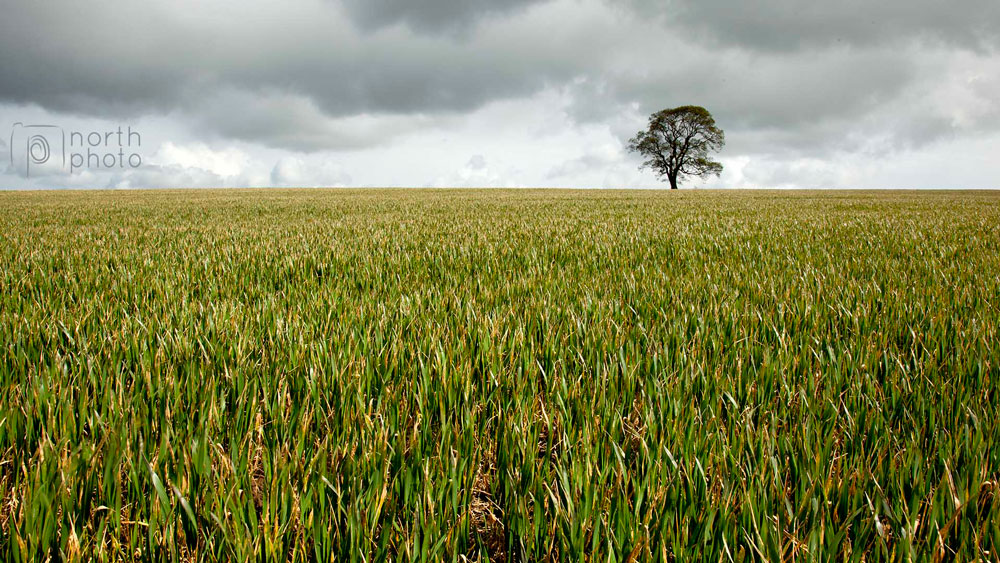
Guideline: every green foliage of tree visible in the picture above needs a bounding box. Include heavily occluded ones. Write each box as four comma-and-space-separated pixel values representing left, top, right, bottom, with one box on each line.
628, 105, 725, 189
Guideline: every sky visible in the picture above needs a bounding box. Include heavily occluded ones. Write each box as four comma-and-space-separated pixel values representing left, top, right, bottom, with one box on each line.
1, 0, 999, 189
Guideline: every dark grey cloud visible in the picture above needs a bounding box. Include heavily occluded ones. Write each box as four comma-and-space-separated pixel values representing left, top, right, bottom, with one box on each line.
0, 2, 208, 116
0, 0, 579, 150
339, 0, 544, 33
629, 0, 1000, 51
187, 89, 441, 152
565, 42, 922, 156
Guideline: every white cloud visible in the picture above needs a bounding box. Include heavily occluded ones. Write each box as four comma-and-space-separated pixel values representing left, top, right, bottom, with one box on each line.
270, 157, 352, 187
150, 142, 250, 178
430, 154, 520, 187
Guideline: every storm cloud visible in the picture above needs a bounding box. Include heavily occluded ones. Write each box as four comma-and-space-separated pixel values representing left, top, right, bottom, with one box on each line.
1, 0, 997, 188
633, 0, 1000, 51
339, 0, 544, 33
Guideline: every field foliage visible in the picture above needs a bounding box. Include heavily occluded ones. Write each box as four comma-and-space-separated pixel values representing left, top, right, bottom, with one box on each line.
1, 189, 998, 561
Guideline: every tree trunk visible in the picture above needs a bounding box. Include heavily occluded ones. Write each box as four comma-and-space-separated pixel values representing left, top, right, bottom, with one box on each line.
668, 175, 678, 190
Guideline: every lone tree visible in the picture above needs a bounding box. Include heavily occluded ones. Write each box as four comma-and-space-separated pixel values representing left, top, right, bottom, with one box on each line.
628, 106, 725, 189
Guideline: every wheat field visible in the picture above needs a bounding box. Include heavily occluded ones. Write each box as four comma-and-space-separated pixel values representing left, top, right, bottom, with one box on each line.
1, 189, 998, 561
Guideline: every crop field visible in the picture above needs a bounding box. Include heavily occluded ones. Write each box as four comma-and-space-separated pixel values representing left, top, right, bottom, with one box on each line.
0, 189, 998, 561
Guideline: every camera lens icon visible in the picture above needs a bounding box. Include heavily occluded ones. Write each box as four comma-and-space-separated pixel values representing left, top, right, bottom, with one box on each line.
9, 123, 65, 178
28, 135, 50, 165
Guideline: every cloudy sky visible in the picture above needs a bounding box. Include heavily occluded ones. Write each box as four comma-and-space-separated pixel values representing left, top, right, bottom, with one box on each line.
2, 0, 999, 189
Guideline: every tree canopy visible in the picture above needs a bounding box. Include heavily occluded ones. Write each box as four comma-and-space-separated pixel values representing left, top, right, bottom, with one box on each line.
628, 106, 725, 189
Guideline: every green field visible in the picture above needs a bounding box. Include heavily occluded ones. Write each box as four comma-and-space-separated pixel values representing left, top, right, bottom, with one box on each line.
1, 189, 998, 561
